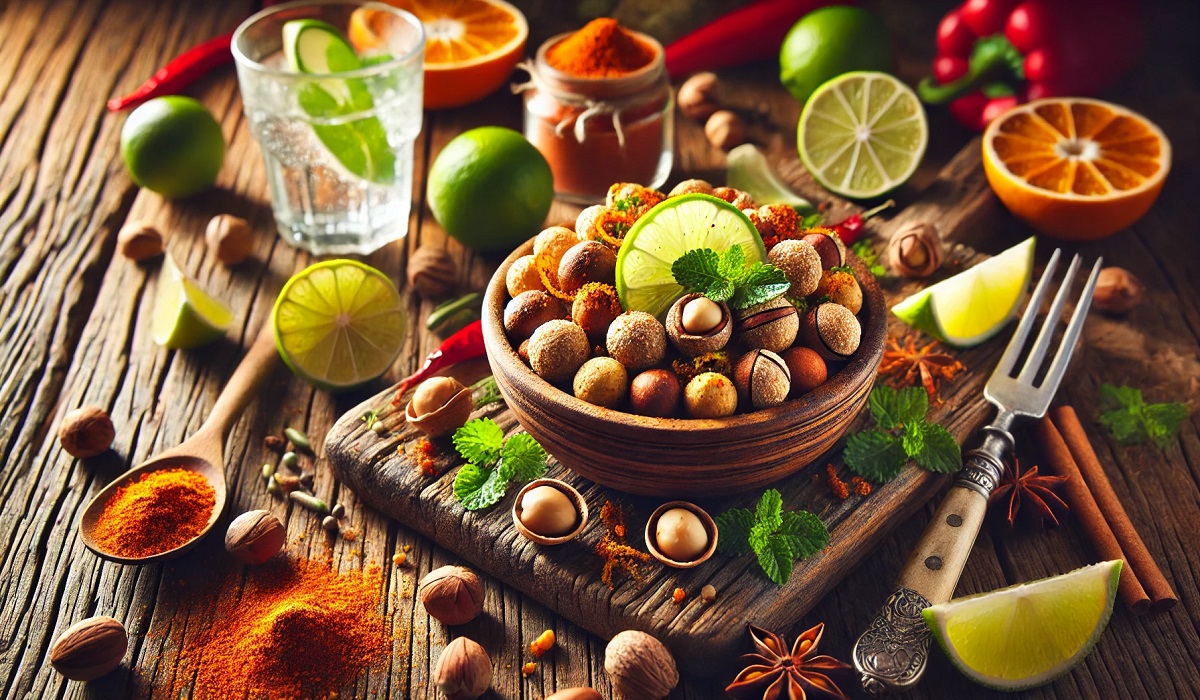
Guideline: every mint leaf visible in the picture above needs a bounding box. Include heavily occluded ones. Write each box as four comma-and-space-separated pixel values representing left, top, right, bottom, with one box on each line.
1098, 384, 1189, 448
777, 511, 829, 559
452, 418, 505, 466
1100, 383, 1145, 410
499, 432, 547, 481
453, 463, 494, 510
1141, 402, 1189, 447
719, 244, 746, 278
901, 422, 925, 457
672, 249, 730, 300
845, 430, 908, 482
1098, 406, 1143, 445
911, 423, 961, 473
714, 508, 755, 555
732, 262, 790, 309
755, 489, 784, 531
748, 520, 773, 553
870, 386, 928, 429
756, 534, 795, 586
715, 494, 827, 585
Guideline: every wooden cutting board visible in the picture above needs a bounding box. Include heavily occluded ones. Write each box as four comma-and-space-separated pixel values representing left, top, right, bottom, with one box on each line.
326, 142, 1011, 678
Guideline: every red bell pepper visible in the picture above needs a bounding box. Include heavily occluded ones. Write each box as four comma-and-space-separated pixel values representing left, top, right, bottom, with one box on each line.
918, 0, 1142, 131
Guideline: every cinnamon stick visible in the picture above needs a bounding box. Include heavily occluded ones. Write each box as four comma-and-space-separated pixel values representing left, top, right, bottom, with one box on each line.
1050, 406, 1178, 613
1032, 417, 1150, 615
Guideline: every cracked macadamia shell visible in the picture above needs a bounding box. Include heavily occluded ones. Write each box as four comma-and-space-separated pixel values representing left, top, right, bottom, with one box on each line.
665, 293, 731, 357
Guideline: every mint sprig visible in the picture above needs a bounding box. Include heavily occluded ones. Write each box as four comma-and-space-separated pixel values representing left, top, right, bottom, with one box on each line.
845, 386, 962, 482
450, 418, 547, 511
672, 247, 790, 310
715, 489, 829, 585
1098, 384, 1188, 448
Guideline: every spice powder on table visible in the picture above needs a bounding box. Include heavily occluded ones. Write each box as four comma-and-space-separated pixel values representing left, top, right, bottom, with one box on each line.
91, 467, 216, 558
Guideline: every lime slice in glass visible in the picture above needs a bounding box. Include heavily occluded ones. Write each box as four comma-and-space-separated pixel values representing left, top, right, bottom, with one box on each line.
726, 144, 814, 214
282, 19, 395, 185
892, 237, 1035, 347
798, 71, 927, 199
923, 561, 1121, 691
615, 193, 765, 318
152, 253, 234, 349
273, 259, 406, 391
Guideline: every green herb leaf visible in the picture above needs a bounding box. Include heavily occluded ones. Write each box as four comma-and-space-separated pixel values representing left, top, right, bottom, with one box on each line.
714, 490, 827, 586
673, 246, 789, 308
672, 248, 735, 302
910, 422, 962, 473
757, 534, 796, 586
845, 430, 908, 482
777, 511, 829, 559
901, 421, 925, 457
870, 386, 928, 430
731, 263, 790, 309
472, 376, 503, 409
800, 213, 825, 229
1098, 384, 1189, 448
1141, 402, 1190, 447
719, 244, 746, 278
850, 240, 885, 278
714, 508, 755, 555
748, 519, 774, 553
453, 463, 497, 511
755, 489, 784, 531
499, 432, 547, 482
452, 418, 505, 466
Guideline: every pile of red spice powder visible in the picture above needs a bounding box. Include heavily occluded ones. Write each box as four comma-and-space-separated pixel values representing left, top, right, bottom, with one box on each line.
92, 467, 216, 558
546, 17, 655, 78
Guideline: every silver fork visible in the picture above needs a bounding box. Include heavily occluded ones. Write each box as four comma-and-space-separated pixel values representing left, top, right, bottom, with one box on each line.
852, 249, 1102, 695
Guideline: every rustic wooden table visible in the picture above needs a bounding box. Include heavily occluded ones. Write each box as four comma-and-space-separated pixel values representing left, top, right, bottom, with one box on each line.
2, 0, 1198, 698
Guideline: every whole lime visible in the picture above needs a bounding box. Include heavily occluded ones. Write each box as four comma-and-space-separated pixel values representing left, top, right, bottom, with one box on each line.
120, 96, 225, 198
427, 126, 554, 252
780, 6, 893, 104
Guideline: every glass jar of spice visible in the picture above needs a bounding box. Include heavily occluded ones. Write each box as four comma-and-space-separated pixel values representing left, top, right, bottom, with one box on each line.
516, 19, 673, 204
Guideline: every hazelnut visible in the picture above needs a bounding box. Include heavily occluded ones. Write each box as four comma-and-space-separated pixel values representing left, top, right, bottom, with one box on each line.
677, 72, 722, 121
704, 110, 746, 151
575, 205, 606, 242
407, 247, 459, 299
803, 231, 845, 269
607, 311, 667, 370
557, 241, 617, 296
574, 357, 628, 409
629, 369, 681, 417
768, 239, 822, 296
433, 636, 492, 700
50, 615, 127, 681
887, 222, 944, 278
1093, 267, 1144, 315
547, 689, 603, 700
665, 293, 731, 357
204, 214, 254, 265
116, 220, 164, 261
419, 565, 485, 625
58, 406, 115, 458
506, 255, 544, 297
710, 186, 755, 210
406, 377, 473, 438
782, 346, 828, 396
529, 319, 590, 382
684, 372, 738, 418
800, 303, 862, 360
816, 268, 863, 314
604, 630, 679, 700
504, 290, 566, 342
224, 509, 286, 564
667, 179, 714, 197
572, 283, 623, 343
734, 297, 800, 353
734, 349, 791, 410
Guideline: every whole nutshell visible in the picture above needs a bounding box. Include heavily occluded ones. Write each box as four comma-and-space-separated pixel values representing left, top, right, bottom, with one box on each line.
205, 214, 255, 265
733, 349, 792, 410
734, 297, 799, 353
50, 615, 128, 681
58, 406, 115, 458
574, 356, 628, 409
607, 311, 667, 370
558, 241, 617, 296
782, 346, 828, 396
433, 636, 492, 700
504, 290, 566, 342
684, 372, 738, 419
768, 239, 822, 297
546, 689, 603, 700
116, 220, 164, 261
419, 565, 485, 625
704, 110, 746, 151
604, 630, 679, 700
407, 247, 459, 299
677, 71, 722, 121
224, 509, 286, 564
1093, 267, 1144, 315
887, 222, 944, 278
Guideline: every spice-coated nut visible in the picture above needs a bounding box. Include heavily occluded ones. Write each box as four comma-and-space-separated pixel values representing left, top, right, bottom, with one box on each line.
607, 311, 666, 370
604, 630, 679, 700
629, 369, 681, 418
116, 221, 164, 261
418, 565, 485, 626
58, 406, 115, 458
572, 282, 623, 343
407, 247, 459, 299
224, 509, 286, 564
768, 239, 823, 297
529, 319, 591, 382
573, 356, 628, 409
734, 297, 800, 353
704, 110, 746, 151
546, 689, 603, 700
557, 241, 617, 296
887, 222, 944, 278
667, 179, 714, 198
506, 255, 543, 297
433, 636, 492, 700
733, 349, 792, 410
205, 214, 254, 265
504, 290, 567, 342
683, 372, 738, 418
677, 72, 722, 121
711, 186, 755, 210
800, 303, 862, 360
1093, 267, 1144, 315
815, 268, 863, 314
49, 615, 128, 681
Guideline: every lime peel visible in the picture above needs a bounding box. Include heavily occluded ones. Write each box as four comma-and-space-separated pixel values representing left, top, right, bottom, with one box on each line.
151, 254, 233, 349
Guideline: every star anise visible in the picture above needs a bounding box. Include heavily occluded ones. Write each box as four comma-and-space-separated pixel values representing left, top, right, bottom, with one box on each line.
989, 459, 1069, 528
726, 624, 851, 700
878, 332, 966, 403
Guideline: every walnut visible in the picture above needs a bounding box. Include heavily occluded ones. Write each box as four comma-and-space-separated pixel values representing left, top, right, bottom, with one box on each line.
604, 630, 679, 700
116, 221, 164, 261
205, 214, 254, 265
1093, 267, 1144, 315
224, 509, 286, 564
58, 406, 115, 458
50, 616, 127, 681
418, 565, 484, 625
704, 110, 746, 151
887, 222, 944, 278
433, 637, 492, 700
677, 72, 722, 121
407, 247, 459, 299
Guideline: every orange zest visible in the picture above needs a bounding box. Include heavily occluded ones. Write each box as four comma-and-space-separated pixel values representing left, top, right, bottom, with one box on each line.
982, 98, 1171, 241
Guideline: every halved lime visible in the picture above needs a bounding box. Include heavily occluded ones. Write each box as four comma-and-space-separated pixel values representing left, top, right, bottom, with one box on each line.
726, 144, 815, 213
892, 237, 1035, 347
798, 71, 927, 199
924, 561, 1121, 691
152, 254, 234, 349
273, 259, 406, 391
615, 194, 765, 318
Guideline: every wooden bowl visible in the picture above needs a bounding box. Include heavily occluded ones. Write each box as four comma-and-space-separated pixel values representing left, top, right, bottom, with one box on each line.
512, 478, 589, 545
645, 501, 718, 569
483, 239, 886, 497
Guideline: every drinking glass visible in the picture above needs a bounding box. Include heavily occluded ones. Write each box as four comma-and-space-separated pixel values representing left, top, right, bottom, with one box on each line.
233, 0, 424, 255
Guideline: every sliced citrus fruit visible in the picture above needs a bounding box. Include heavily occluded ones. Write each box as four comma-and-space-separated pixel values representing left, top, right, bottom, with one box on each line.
983, 97, 1171, 241
352, 0, 527, 110
892, 237, 1035, 347
726, 144, 815, 213
615, 194, 765, 318
152, 254, 234, 349
798, 71, 927, 199
273, 260, 406, 391
924, 561, 1121, 691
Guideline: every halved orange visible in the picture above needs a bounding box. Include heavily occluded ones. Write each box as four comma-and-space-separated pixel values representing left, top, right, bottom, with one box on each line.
351, 0, 528, 110
982, 98, 1171, 241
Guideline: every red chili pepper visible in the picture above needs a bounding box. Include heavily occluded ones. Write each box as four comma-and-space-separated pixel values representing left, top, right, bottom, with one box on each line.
107, 33, 235, 112
392, 320, 486, 406
831, 199, 894, 245
664, 0, 845, 78
918, 0, 1141, 131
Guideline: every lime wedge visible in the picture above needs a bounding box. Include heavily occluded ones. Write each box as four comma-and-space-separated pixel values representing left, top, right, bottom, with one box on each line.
892, 237, 1035, 347
615, 194, 765, 318
798, 71, 927, 199
273, 259, 406, 391
152, 254, 234, 349
726, 144, 815, 213
282, 19, 395, 185
923, 561, 1121, 691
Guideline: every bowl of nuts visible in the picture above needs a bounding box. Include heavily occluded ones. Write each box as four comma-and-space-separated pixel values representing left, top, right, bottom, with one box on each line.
482, 184, 886, 497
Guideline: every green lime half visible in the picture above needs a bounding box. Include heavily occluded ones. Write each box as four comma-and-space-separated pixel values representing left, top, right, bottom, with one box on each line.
924, 561, 1121, 691
152, 254, 234, 349
798, 71, 927, 199
283, 19, 395, 184
726, 144, 815, 214
615, 194, 765, 318
892, 237, 1035, 347
273, 259, 406, 391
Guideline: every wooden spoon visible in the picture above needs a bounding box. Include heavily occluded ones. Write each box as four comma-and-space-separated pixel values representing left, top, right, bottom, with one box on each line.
79, 324, 280, 565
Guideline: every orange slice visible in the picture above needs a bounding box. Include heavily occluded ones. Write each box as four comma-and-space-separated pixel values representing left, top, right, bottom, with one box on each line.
982, 98, 1170, 241
351, 0, 528, 110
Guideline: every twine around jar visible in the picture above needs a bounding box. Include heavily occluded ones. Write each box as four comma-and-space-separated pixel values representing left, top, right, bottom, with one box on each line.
513, 60, 661, 149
